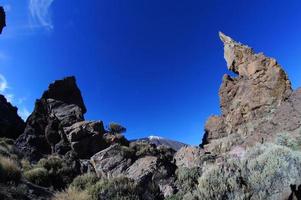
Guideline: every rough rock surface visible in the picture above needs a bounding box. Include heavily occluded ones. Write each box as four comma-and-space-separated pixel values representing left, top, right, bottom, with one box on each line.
41, 76, 86, 113
0, 95, 25, 139
15, 76, 85, 161
125, 156, 158, 184
64, 121, 107, 158
90, 144, 134, 178
202, 32, 300, 154
91, 141, 177, 197
174, 146, 205, 169
0, 6, 5, 34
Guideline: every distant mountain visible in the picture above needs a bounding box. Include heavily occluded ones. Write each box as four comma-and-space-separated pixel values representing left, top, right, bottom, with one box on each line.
132, 135, 188, 151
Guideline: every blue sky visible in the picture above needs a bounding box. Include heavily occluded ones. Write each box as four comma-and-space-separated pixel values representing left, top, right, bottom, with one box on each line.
0, 0, 301, 145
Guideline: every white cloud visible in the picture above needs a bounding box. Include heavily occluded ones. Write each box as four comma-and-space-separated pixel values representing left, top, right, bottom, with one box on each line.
4, 93, 14, 103
3, 4, 12, 12
0, 74, 8, 92
29, 0, 54, 30
18, 107, 31, 120
18, 97, 27, 104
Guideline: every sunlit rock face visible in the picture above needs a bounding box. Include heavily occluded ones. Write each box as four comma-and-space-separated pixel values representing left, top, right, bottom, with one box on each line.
202, 33, 300, 154
0, 6, 5, 34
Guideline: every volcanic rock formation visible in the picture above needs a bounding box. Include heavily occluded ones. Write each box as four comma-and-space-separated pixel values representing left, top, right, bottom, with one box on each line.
202, 32, 301, 154
15, 77, 88, 161
0, 95, 25, 139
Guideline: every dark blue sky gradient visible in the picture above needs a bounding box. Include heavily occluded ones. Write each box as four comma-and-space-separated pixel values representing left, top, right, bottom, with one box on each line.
1, 0, 301, 145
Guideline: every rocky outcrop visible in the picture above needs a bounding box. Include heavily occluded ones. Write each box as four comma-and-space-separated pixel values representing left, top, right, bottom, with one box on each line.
91, 141, 177, 197
0, 6, 5, 34
0, 95, 25, 139
15, 76, 85, 161
90, 144, 134, 178
42, 77, 86, 114
174, 146, 206, 169
202, 32, 300, 154
64, 121, 107, 158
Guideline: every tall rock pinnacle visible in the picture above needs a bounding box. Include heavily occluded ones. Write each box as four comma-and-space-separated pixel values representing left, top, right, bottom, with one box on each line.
202, 32, 298, 154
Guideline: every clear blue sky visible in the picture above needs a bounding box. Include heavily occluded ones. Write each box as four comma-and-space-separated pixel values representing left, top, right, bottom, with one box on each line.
0, 0, 301, 145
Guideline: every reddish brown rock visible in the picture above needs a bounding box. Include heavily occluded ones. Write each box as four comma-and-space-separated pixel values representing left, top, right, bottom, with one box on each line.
202, 33, 299, 154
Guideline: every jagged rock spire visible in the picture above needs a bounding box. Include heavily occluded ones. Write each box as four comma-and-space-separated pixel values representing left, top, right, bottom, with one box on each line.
202, 32, 295, 154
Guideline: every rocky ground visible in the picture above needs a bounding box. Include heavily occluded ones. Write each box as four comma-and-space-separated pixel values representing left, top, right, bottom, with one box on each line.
1, 7, 301, 200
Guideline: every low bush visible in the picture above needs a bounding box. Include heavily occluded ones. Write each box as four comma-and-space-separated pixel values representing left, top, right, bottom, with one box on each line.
108, 122, 126, 134
24, 167, 49, 187
195, 143, 301, 200
176, 167, 202, 192
52, 187, 90, 200
0, 156, 21, 183
197, 156, 247, 200
88, 177, 141, 200
70, 173, 99, 191
276, 132, 301, 150
0, 138, 15, 157
24, 155, 77, 190
240, 143, 301, 199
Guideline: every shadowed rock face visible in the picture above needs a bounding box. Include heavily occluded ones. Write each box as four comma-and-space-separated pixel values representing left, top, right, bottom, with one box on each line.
0, 95, 25, 139
42, 76, 87, 114
0, 7, 5, 34
15, 76, 87, 161
202, 33, 300, 154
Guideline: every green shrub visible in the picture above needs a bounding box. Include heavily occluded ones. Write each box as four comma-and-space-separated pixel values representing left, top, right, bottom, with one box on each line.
0, 138, 15, 157
240, 143, 301, 200
28, 155, 77, 189
0, 156, 21, 183
70, 173, 99, 191
196, 143, 301, 200
130, 141, 157, 158
21, 159, 32, 172
176, 167, 202, 192
52, 187, 90, 200
37, 155, 64, 171
108, 122, 126, 134
24, 167, 49, 187
197, 156, 247, 200
276, 132, 301, 150
88, 177, 141, 200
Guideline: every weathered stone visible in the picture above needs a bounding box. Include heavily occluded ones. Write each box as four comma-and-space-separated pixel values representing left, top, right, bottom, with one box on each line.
202, 33, 297, 154
15, 77, 86, 161
63, 121, 107, 158
64, 121, 105, 142
42, 76, 86, 113
174, 146, 205, 169
0, 95, 25, 139
90, 144, 134, 178
126, 156, 158, 184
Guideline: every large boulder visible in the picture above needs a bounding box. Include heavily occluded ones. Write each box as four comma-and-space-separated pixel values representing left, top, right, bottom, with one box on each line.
125, 156, 158, 184
42, 76, 86, 113
64, 121, 107, 158
90, 144, 134, 178
0, 95, 25, 139
202, 33, 300, 154
174, 146, 206, 169
15, 77, 86, 161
